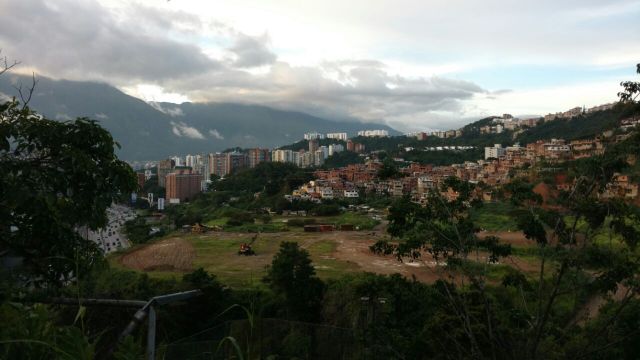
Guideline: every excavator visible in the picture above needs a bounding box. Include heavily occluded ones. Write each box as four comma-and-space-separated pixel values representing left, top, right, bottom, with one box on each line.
238, 232, 260, 256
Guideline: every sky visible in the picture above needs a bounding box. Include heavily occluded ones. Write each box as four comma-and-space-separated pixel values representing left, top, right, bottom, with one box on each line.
0, 0, 638, 132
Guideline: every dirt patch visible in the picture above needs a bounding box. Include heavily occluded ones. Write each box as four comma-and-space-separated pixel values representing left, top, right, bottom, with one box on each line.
118, 238, 195, 272
328, 231, 446, 283
479, 230, 535, 247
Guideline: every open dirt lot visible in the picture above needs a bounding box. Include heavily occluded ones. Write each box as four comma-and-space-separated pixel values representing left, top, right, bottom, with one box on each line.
114, 224, 539, 286
118, 237, 196, 271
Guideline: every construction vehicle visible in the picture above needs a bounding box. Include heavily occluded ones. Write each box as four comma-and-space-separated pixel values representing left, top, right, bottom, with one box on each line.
237, 232, 260, 256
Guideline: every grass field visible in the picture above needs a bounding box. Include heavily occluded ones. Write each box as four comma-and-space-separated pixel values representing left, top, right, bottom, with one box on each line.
204, 212, 380, 233
112, 231, 365, 287
471, 202, 519, 232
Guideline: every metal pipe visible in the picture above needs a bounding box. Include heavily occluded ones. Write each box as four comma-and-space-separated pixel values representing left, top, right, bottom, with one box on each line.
25, 290, 202, 359
118, 289, 203, 359
43, 297, 147, 308
147, 306, 156, 360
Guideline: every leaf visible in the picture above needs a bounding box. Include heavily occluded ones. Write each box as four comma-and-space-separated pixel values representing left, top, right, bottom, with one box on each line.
73, 305, 86, 325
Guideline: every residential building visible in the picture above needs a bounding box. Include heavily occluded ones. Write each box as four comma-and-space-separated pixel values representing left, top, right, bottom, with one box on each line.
272, 149, 294, 163
314, 149, 325, 166
136, 172, 145, 189
484, 144, 506, 160
344, 190, 359, 198
346, 139, 355, 152
357, 129, 389, 137
304, 132, 325, 140
165, 169, 203, 203
209, 153, 227, 177
185, 154, 196, 168
225, 152, 247, 175
309, 139, 319, 153
157, 158, 175, 187
170, 156, 182, 167
248, 148, 271, 168
326, 132, 348, 141
588, 102, 616, 113
328, 144, 344, 156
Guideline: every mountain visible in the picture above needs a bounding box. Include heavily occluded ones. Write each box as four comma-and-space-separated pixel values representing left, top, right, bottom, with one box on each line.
0, 75, 399, 160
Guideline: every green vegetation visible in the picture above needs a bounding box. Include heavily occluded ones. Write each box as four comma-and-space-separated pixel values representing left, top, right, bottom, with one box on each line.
470, 201, 519, 231
322, 150, 365, 168
123, 217, 166, 244
516, 102, 640, 144
0, 95, 137, 284
3, 65, 640, 360
372, 128, 640, 358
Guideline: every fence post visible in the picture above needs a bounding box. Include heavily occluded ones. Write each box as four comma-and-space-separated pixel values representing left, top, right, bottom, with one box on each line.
147, 305, 156, 360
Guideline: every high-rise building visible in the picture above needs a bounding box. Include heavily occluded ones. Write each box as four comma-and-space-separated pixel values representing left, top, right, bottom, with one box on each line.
170, 156, 183, 167
309, 139, 319, 153
319, 145, 329, 160
292, 152, 300, 167
314, 149, 326, 166
202, 159, 211, 182
185, 154, 195, 168
248, 148, 271, 168
304, 132, 325, 140
346, 139, 355, 152
357, 129, 389, 137
136, 172, 146, 189
209, 153, 227, 177
326, 132, 348, 141
165, 169, 203, 203
225, 152, 247, 175
157, 158, 175, 187
328, 144, 344, 156
272, 149, 294, 163
300, 151, 313, 168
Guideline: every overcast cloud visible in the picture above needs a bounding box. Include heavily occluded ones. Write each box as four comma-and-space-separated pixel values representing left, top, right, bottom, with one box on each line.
0, 0, 638, 131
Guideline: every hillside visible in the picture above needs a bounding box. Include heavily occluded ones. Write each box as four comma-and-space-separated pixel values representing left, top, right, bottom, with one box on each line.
515, 104, 639, 144
0, 75, 398, 160
288, 106, 639, 168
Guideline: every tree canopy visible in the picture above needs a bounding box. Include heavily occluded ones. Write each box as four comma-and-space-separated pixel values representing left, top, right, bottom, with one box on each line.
0, 97, 136, 284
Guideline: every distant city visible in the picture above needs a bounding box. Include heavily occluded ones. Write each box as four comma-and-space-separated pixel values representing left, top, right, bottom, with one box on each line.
132, 102, 635, 207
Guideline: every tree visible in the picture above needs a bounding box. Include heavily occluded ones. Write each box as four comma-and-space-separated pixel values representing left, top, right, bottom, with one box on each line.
371, 133, 640, 359
264, 242, 324, 321
618, 63, 640, 104
0, 95, 136, 285
377, 158, 401, 179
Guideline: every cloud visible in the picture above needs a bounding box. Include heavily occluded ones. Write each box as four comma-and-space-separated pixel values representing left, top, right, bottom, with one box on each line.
162, 60, 486, 128
209, 129, 224, 140
149, 102, 184, 117
55, 113, 72, 121
0, 0, 219, 85
170, 121, 205, 139
228, 33, 277, 68
1, 0, 635, 132
94, 113, 109, 119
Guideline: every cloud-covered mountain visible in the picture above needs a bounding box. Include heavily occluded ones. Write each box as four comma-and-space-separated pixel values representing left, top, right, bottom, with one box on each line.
0, 75, 398, 160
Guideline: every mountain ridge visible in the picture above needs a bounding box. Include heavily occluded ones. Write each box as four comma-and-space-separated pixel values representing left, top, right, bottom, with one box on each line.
0, 75, 399, 160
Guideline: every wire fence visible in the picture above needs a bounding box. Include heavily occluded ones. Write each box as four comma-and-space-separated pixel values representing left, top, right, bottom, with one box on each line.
159, 318, 360, 359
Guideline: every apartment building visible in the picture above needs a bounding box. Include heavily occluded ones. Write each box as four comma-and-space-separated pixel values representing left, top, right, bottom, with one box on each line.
166, 169, 203, 203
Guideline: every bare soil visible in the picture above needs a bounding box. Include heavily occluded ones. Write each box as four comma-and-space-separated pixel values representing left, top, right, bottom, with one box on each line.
118, 237, 195, 272
116, 223, 540, 285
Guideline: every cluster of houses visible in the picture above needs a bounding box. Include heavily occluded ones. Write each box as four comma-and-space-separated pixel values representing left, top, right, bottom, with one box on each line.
544, 103, 617, 122
480, 114, 541, 135
286, 119, 640, 206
